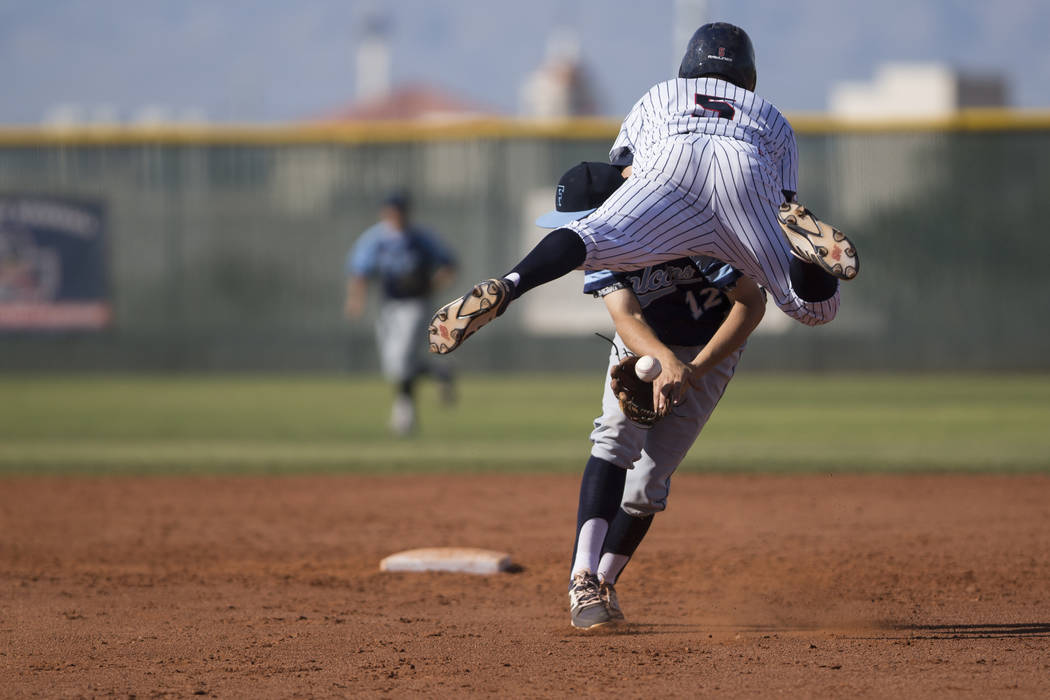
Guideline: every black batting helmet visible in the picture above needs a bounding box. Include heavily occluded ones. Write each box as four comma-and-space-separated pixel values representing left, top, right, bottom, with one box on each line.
678, 22, 757, 91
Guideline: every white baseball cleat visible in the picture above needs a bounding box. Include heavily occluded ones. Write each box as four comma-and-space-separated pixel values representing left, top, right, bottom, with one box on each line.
569, 571, 613, 630
428, 278, 512, 354
777, 202, 859, 281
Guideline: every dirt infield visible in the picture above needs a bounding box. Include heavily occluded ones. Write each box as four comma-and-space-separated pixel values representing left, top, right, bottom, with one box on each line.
2, 474, 1049, 698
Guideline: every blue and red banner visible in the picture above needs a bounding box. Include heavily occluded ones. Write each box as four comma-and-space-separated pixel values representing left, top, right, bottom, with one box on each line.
0, 196, 110, 330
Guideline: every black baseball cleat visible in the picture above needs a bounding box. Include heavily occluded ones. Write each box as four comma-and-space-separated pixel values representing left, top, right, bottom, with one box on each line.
569, 571, 614, 630
777, 202, 859, 281
428, 278, 512, 354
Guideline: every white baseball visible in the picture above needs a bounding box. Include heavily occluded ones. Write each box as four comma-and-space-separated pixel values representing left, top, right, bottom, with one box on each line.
634, 355, 662, 382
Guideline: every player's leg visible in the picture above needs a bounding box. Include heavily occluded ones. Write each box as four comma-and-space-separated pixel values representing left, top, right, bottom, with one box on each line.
433, 363, 457, 405
595, 508, 651, 621
408, 297, 458, 404
570, 172, 722, 273
413, 341, 457, 403
705, 138, 840, 325
377, 300, 422, 436
389, 377, 416, 435
789, 255, 840, 302
428, 175, 693, 355
568, 455, 626, 629
567, 339, 648, 629
597, 347, 743, 620
428, 228, 586, 354
570, 140, 841, 326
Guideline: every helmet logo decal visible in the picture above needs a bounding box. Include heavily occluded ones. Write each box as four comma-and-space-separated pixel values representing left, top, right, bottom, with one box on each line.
706, 47, 733, 62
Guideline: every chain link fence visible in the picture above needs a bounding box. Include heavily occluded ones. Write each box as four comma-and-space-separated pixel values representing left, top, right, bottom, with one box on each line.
0, 118, 1046, 371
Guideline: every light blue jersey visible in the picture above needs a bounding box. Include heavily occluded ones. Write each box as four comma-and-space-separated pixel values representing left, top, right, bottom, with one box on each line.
347, 223, 455, 300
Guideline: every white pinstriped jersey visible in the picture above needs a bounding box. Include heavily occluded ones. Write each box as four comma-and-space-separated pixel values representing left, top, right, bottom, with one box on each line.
566, 77, 839, 327
610, 77, 797, 199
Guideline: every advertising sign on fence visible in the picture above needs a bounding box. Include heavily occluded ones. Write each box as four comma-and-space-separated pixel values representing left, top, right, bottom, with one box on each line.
0, 196, 109, 330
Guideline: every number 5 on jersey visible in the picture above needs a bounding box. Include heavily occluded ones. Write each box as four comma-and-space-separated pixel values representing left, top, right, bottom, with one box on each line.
695, 94, 736, 120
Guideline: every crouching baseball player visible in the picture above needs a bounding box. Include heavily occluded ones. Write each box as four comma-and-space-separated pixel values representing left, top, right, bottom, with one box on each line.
536, 162, 767, 629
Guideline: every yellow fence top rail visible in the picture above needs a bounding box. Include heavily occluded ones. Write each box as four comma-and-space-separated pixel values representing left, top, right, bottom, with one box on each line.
1, 109, 1049, 146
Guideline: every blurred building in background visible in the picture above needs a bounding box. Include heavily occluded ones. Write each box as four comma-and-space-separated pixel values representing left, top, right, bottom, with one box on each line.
354, 13, 392, 103
826, 63, 1010, 223
519, 30, 599, 118
830, 63, 1008, 119
320, 85, 495, 122
336, 10, 496, 123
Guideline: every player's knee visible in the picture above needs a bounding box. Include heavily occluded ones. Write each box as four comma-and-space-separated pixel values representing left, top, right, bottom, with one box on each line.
589, 425, 644, 469
589, 444, 636, 470
621, 499, 666, 518
620, 483, 669, 517
789, 257, 839, 303
784, 289, 839, 327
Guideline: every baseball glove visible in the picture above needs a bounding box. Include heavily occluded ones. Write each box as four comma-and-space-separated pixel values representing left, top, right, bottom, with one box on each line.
609, 355, 660, 427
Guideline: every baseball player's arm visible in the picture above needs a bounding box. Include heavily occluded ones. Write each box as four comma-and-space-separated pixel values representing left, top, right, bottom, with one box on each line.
344, 276, 368, 320
603, 287, 691, 416
345, 229, 380, 319
688, 276, 765, 382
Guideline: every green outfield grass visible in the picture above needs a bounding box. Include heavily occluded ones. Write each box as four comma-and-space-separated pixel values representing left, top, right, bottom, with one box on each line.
2, 373, 1048, 475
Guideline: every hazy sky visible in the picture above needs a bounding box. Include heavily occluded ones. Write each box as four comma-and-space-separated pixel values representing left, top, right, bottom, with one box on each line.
2, 0, 1049, 124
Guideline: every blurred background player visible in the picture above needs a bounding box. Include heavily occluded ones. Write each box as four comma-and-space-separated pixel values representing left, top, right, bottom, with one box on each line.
537, 162, 767, 630
345, 191, 458, 436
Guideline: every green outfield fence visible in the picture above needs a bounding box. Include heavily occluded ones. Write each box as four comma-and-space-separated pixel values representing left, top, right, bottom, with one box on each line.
0, 112, 1047, 372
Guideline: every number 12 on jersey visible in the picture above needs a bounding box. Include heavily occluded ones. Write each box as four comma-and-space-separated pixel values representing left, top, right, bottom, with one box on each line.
686, 288, 722, 319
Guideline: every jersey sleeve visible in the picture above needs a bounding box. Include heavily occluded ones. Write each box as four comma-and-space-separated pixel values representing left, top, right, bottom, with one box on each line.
347, 226, 380, 277
609, 129, 634, 168
777, 122, 799, 196
608, 96, 646, 167
583, 269, 626, 297
693, 256, 743, 291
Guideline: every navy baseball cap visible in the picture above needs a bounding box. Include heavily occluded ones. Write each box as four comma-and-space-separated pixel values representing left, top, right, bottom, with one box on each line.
383, 190, 411, 212
535, 162, 625, 228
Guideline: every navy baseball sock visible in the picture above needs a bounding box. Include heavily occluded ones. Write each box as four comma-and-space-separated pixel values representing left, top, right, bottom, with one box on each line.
598, 508, 654, 584
505, 227, 586, 300
789, 256, 839, 302
570, 456, 627, 577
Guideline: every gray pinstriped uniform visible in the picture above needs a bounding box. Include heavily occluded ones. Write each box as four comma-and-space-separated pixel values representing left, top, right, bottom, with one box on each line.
567, 77, 839, 327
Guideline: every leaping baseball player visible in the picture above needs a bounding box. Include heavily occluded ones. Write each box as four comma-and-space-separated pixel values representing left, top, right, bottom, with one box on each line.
428, 22, 856, 411
536, 161, 766, 629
